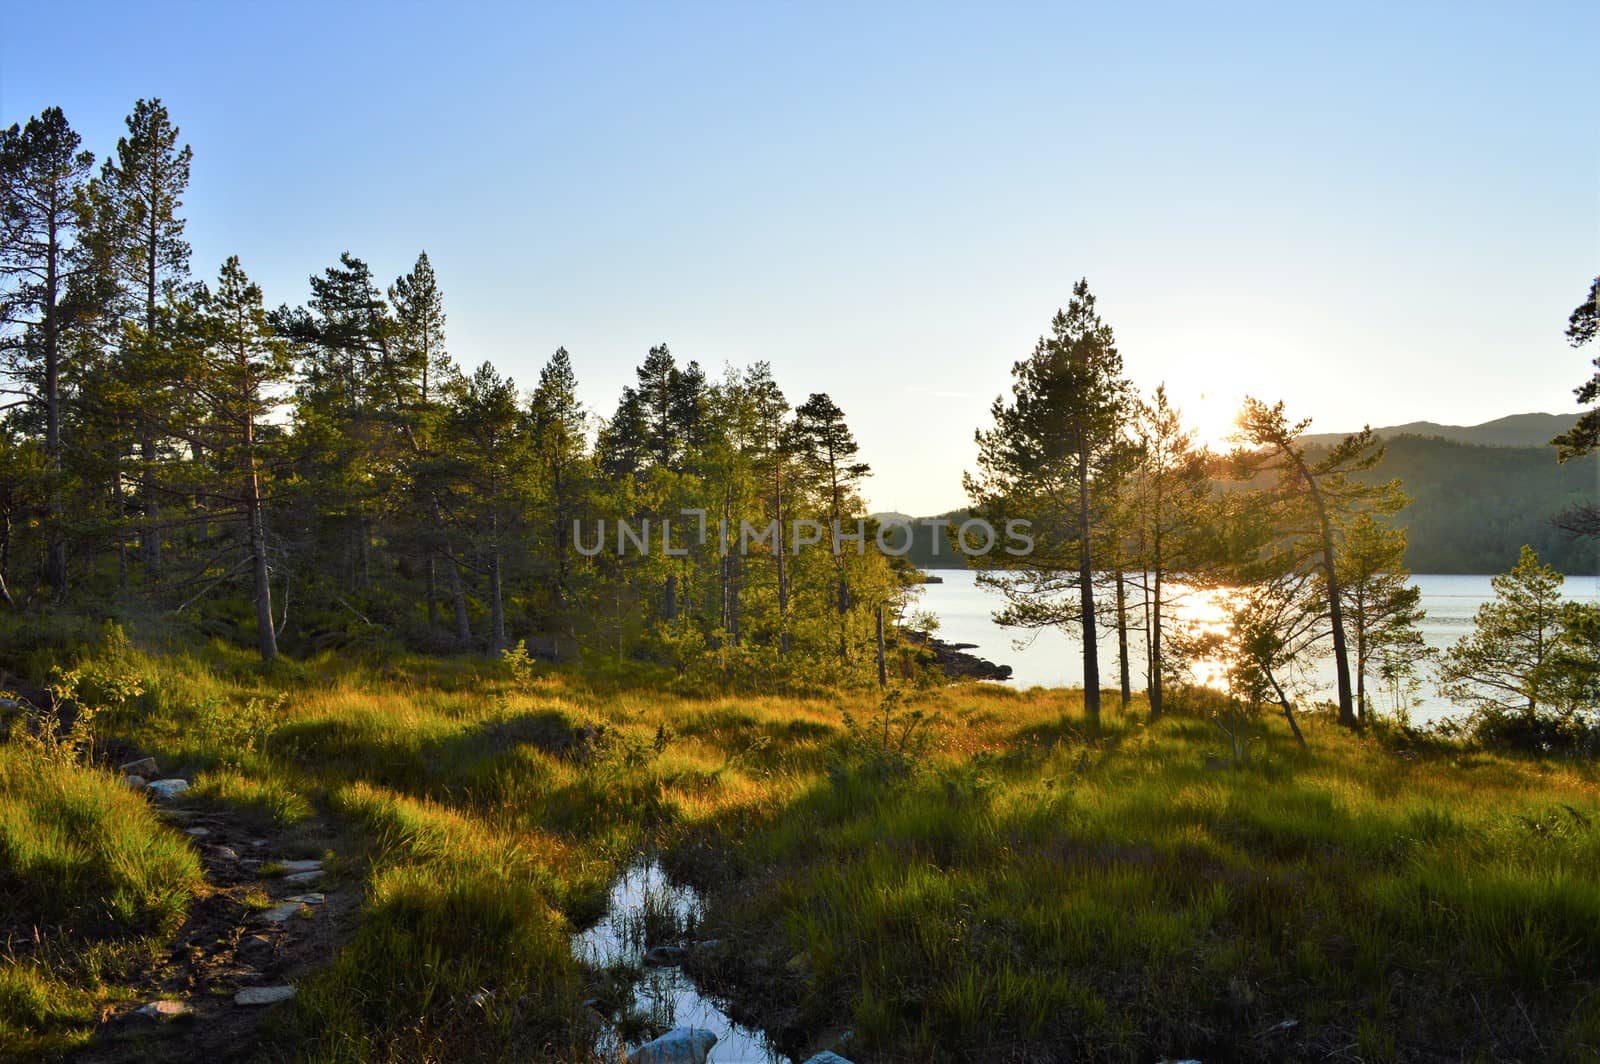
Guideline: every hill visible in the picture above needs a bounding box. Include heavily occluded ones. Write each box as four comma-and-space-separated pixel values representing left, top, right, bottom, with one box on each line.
1300, 411, 1580, 449
899, 431, 1599, 574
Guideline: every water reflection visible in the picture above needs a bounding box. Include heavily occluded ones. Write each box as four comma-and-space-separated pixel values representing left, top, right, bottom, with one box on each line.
572, 859, 791, 1063
915, 570, 1600, 722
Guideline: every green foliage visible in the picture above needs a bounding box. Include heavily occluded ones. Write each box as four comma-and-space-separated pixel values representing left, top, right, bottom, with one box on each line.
1437, 545, 1593, 731
837, 687, 938, 783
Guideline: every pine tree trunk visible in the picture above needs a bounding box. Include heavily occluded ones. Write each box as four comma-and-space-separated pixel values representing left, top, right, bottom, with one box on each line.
875, 605, 888, 687
43, 207, 66, 598
243, 422, 277, 662
489, 548, 506, 654
1115, 568, 1131, 709
1149, 569, 1164, 721
1078, 452, 1100, 727
1309, 484, 1356, 726
141, 433, 160, 577
775, 464, 789, 654
426, 551, 440, 632
447, 547, 472, 647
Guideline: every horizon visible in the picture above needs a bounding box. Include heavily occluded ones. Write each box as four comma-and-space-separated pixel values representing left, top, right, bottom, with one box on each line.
4, 1, 1596, 513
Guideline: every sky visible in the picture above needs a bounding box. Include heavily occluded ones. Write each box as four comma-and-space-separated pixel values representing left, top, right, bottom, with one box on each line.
3, 1, 1596, 514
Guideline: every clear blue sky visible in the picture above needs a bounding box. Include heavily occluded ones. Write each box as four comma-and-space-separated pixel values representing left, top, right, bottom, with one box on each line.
4, 1, 1596, 513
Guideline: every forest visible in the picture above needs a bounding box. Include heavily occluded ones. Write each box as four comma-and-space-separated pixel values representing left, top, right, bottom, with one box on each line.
3, 98, 1600, 1064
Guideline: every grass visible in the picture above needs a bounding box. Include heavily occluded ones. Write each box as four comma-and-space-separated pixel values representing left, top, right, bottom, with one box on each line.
2, 625, 1599, 1060
0, 744, 204, 1058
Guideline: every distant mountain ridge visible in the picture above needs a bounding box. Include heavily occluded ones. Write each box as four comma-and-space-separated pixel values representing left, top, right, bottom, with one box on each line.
888, 412, 1597, 575
1299, 412, 1579, 449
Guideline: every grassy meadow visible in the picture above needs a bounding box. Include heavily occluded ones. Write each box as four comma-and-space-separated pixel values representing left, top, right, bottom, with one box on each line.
3, 625, 1600, 1062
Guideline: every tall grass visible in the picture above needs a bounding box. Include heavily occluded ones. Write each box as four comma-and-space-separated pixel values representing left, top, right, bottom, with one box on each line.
5, 620, 1599, 1061
0, 745, 203, 1055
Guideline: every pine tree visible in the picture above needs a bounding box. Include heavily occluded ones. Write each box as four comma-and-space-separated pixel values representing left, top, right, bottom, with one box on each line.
1127, 386, 1216, 720
1337, 512, 1425, 722
527, 346, 588, 640
0, 108, 98, 596
1232, 398, 1402, 728
185, 257, 292, 659
790, 392, 870, 659
1437, 545, 1573, 718
441, 363, 532, 654
965, 280, 1133, 727
99, 99, 192, 577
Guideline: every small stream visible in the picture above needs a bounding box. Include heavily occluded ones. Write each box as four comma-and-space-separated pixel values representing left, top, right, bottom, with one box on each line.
572, 858, 793, 1063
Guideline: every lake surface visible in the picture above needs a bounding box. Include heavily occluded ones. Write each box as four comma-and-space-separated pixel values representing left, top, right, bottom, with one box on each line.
915, 569, 1600, 722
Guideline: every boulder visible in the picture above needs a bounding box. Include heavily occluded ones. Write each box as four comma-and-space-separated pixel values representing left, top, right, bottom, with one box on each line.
234, 985, 295, 1006
135, 999, 192, 1021
120, 775, 147, 789
118, 756, 158, 777
145, 778, 190, 799
628, 1028, 718, 1064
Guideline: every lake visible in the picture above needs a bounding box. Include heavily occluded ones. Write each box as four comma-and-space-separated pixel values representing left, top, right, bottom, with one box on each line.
914, 569, 1600, 722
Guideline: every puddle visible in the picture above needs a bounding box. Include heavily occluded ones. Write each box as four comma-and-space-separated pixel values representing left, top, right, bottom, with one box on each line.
573, 858, 792, 1063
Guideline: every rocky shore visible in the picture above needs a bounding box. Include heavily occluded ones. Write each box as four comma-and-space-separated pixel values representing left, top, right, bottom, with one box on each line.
902, 630, 1013, 681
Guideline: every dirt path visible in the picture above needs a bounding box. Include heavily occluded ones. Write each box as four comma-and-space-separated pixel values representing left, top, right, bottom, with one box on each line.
67, 798, 360, 1063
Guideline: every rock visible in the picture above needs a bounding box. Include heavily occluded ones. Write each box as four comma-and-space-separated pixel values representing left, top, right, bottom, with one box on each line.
276, 859, 322, 873
628, 1028, 717, 1064
285, 893, 325, 905
693, 938, 720, 951
119, 756, 158, 777
184, 827, 211, 838
239, 859, 261, 871
234, 985, 295, 1006
0, 698, 18, 711
238, 933, 275, 956
135, 999, 192, 1021
259, 902, 307, 924
643, 944, 689, 966
802, 1054, 854, 1064
247, 838, 266, 847
120, 775, 147, 789
284, 869, 323, 884
146, 778, 190, 799
212, 846, 240, 861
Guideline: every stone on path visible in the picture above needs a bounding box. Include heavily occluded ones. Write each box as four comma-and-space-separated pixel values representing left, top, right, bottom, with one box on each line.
628, 1028, 717, 1064
259, 902, 308, 924
184, 827, 211, 838
285, 893, 325, 905
119, 756, 158, 777
146, 778, 190, 799
234, 985, 296, 1006
276, 859, 322, 873
284, 869, 323, 884
135, 999, 192, 1021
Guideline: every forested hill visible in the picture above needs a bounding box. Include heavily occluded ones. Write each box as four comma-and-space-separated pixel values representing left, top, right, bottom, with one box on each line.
1349, 435, 1597, 574
896, 432, 1599, 575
